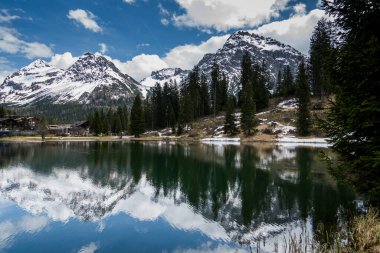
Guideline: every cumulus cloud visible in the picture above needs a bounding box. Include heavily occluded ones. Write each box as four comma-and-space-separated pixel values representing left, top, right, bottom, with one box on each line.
0, 215, 49, 249
293, 3, 307, 16
77, 242, 99, 253
48, 9, 326, 81
67, 9, 102, 33
0, 26, 53, 59
172, 0, 290, 32
105, 54, 169, 81
0, 9, 20, 23
252, 9, 327, 54
163, 34, 229, 69
49, 52, 78, 69
98, 43, 108, 54
161, 18, 169, 26
123, 0, 135, 4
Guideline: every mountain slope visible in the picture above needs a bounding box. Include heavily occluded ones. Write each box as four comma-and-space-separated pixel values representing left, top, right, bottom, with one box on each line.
0, 59, 64, 105
140, 68, 189, 92
196, 31, 304, 93
0, 53, 143, 106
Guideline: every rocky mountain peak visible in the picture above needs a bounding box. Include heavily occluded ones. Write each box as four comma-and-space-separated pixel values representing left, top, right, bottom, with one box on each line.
196, 30, 304, 93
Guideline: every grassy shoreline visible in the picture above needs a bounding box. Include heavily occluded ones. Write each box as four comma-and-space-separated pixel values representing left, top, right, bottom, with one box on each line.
0, 135, 328, 144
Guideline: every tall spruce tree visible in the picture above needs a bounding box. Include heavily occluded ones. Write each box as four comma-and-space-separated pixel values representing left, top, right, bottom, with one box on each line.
240, 52, 256, 135
130, 95, 145, 137
210, 61, 220, 116
309, 18, 334, 99
296, 59, 311, 136
319, 0, 380, 203
224, 96, 238, 136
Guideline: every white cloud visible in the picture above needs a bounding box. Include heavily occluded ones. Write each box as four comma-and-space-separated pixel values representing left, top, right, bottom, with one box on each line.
67, 9, 102, 33
77, 242, 99, 253
252, 9, 327, 54
48, 9, 326, 81
161, 18, 169, 26
105, 54, 169, 81
0, 9, 20, 23
0, 26, 53, 59
49, 52, 78, 69
158, 3, 170, 16
98, 43, 108, 54
0, 215, 49, 249
163, 34, 229, 70
172, 0, 290, 32
123, 0, 135, 4
293, 3, 306, 16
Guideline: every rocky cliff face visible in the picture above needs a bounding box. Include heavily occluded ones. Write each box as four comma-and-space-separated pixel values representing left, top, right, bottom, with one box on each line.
196, 31, 304, 93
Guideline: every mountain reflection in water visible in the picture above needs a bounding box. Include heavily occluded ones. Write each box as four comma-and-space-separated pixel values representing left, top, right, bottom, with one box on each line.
0, 142, 358, 253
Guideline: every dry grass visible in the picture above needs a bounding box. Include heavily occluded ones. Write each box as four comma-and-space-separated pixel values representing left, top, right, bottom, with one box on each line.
254, 208, 380, 253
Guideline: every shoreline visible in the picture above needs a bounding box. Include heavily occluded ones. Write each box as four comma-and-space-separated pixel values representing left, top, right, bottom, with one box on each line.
0, 135, 330, 147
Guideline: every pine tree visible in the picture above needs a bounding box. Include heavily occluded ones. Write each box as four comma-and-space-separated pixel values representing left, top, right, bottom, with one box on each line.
113, 114, 122, 135
200, 73, 211, 116
319, 0, 380, 203
240, 52, 256, 135
309, 18, 334, 99
224, 97, 238, 136
130, 95, 145, 137
0, 107, 5, 118
210, 61, 220, 116
296, 59, 311, 136
282, 65, 295, 97
275, 70, 282, 96
122, 105, 129, 134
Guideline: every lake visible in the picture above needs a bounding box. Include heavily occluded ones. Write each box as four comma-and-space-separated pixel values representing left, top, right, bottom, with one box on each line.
0, 142, 359, 253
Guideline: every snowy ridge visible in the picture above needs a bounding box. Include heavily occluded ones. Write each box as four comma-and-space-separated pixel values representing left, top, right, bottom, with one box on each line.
0, 53, 143, 106
196, 31, 304, 94
140, 68, 189, 95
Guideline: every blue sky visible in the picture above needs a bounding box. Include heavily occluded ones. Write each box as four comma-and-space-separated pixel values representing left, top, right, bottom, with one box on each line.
0, 0, 325, 81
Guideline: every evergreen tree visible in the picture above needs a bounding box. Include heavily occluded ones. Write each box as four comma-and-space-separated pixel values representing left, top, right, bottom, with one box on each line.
93, 110, 102, 136
113, 114, 122, 135
240, 52, 257, 135
210, 61, 220, 116
296, 59, 311, 136
122, 105, 129, 134
275, 70, 282, 96
281, 65, 295, 97
224, 97, 238, 136
143, 95, 153, 130
218, 74, 228, 111
200, 73, 211, 116
309, 18, 334, 99
239, 52, 253, 107
130, 95, 145, 137
254, 62, 270, 110
0, 107, 5, 118
319, 0, 380, 203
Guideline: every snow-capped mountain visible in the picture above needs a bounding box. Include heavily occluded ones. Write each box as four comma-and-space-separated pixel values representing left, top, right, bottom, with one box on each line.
0, 53, 143, 106
196, 31, 304, 93
140, 68, 189, 89
0, 59, 64, 105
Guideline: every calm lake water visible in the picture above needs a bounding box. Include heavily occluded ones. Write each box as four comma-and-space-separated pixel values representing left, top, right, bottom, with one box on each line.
0, 142, 359, 253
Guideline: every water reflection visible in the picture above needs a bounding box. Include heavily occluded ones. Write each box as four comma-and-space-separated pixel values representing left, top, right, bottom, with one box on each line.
0, 142, 357, 252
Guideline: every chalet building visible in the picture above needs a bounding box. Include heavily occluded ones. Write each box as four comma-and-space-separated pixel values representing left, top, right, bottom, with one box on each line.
0, 116, 36, 130
71, 121, 90, 136
47, 121, 90, 136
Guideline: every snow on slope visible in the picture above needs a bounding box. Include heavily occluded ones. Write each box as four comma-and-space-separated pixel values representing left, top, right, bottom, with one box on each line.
196, 31, 304, 94
140, 68, 189, 95
0, 59, 64, 105
0, 53, 143, 106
